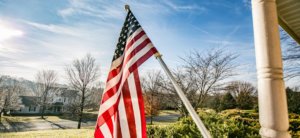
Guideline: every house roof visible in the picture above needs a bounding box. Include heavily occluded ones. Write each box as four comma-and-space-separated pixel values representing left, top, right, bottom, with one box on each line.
19, 96, 40, 106
277, 0, 300, 44
61, 89, 78, 97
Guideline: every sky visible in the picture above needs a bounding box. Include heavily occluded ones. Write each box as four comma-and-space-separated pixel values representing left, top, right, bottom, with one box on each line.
0, 0, 261, 85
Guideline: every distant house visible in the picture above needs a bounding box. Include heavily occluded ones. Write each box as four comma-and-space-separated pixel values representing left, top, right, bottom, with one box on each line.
50, 89, 79, 113
11, 88, 79, 115
13, 96, 40, 114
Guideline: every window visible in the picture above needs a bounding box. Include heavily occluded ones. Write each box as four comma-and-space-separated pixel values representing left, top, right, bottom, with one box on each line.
29, 106, 36, 112
57, 107, 61, 112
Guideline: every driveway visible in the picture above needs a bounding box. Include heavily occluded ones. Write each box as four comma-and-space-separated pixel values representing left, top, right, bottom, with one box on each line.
146, 112, 180, 123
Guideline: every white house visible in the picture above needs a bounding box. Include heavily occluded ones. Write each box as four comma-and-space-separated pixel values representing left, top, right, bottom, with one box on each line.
12, 88, 78, 115
12, 96, 40, 114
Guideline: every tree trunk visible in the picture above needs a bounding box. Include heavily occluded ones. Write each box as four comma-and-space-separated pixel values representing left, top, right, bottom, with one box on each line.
41, 95, 47, 119
0, 109, 3, 122
77, 108, 83, 129
3, 109, 7, 116
150, 116, 153, 125
41, 105, 45, 119
78, 89, 85, 129
150, 92, 153, 125
41, 90, 48, 119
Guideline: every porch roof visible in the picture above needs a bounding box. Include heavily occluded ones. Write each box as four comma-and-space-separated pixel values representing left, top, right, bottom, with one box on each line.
277, 0, 300, 45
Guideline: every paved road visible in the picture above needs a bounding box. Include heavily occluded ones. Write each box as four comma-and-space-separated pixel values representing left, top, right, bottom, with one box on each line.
146, 113, 180, 123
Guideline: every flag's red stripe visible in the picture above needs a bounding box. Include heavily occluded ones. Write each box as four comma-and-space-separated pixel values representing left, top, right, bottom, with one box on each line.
122, 80, 137, 138
102, 40, 151, 103
116, 113, 122, 138
107, 30, 146, 80
98, 48, 157, 136
123, 39, 151, 65
128, 47, 158, 73
105, 116, 114, 136
133, 70, 147, 138
97, 97, 121, 126
100, 47, 158, 118
104, 30, 145, 83
94, 125, 104, 138
107, 64, 123, 82
126, 31, 146, 51
101, 79, 121, 103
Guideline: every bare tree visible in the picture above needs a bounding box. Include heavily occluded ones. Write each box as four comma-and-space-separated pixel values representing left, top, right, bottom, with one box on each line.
63, 91, 81, 118
142, 71, 164, 125
85, 83, 103, 110
225, 81, 256, 98
280, 28, 300, 80
182, 49, 237, 109
225, 81, 257, 109
35, 70, 58, 119
0, 76, 3, 85
65, 54, 99, 129
160, 68, 197, 116
0, 80, 25, 121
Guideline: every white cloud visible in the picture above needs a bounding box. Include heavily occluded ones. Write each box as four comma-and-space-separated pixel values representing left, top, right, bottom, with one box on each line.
163, 0, 206, 12
23, 21, 84, 37
58, 0, 124, 21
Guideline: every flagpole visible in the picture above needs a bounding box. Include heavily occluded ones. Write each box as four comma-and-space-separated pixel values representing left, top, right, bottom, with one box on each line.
154, 53, 212, 138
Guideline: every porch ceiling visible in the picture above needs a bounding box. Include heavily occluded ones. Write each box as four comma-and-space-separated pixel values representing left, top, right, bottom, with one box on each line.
277, 0, 300, 45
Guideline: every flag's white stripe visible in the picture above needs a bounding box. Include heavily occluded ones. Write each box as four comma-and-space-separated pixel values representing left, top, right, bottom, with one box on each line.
110, 55, 124, 70
104, 32, 148, 93
109, 27, 142, 72
104, 68, 123, 92
119, 93, 131, 138
125, 34, 148, 58
102, 42, 153, 102
111, 114, 116, 137
128, 73, 142, 138
99, 43, 154, 116
98, 89, 120, 115
100, 123, 113, 138
121, 43, 154, 83
127, 27, 143, 43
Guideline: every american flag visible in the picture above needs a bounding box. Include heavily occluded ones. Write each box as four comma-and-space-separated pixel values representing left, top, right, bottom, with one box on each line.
94, 9, 158, 138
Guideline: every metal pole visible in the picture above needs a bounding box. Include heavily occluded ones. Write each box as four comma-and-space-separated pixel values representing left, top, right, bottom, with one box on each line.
154, 53, 212, 138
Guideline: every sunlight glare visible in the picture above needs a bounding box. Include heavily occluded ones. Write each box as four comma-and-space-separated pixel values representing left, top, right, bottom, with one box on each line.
0, 22, 23, 42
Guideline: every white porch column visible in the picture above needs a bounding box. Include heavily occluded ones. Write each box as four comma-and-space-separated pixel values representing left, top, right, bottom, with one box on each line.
251, 0, 290, 137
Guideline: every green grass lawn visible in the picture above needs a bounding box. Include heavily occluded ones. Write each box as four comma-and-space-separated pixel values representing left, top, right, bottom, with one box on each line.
0, 128, 94, 138
158, 110, 180, 116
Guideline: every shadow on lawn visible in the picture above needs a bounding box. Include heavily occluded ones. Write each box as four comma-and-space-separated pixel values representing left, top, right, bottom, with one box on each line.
0, 121, 8, 132
42, 118, 69, 129
1, 118, 34, 132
